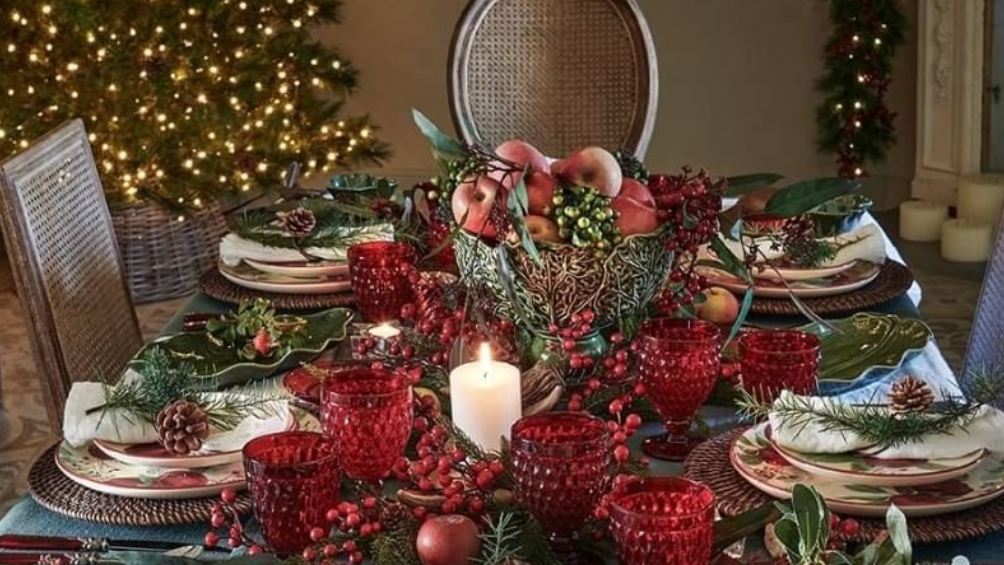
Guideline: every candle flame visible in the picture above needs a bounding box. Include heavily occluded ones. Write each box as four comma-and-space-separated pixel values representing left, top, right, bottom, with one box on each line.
478, 342, 492, 374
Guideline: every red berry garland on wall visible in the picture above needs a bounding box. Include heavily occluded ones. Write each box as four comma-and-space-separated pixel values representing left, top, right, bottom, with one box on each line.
816, 0, 906, 178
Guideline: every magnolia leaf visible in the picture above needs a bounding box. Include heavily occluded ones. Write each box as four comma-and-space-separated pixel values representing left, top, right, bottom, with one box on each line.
764, 177, 860, 217
412, 108, 467, 159
709, 235, 751, 282
724, 173, 785, 197
886, 504, 912, 562
724, 287, 754, 348
507, 175, 540, 264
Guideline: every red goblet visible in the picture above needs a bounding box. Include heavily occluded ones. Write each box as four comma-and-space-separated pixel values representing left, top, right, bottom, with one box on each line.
637, 318, 721, 461
738, 329, 821, 403
608, 476, 716, 565
511, 412, 612, 564
347, 241, 416, 323
242, 431, 339, 555
321, 367, 413, 481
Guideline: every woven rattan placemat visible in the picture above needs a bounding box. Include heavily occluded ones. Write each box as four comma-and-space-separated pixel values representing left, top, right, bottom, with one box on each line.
684, 428, 1004, 545
29, 443, 252, 526
748, 261, 914, 317
200, 268, 355, 311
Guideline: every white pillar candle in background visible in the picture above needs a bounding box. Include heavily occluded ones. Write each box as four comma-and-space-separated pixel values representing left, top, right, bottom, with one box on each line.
941, 219, 993, 262
449, 343, 522, 452
899, 200, 949, 242
957, 174, 1004, 224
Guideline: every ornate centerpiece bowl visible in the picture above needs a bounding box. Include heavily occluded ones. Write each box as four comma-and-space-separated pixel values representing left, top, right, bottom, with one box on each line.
453, 228, 674, 333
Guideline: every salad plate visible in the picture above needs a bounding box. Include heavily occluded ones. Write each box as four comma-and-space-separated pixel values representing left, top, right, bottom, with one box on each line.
731, 423, 1004, 517
219, 262, 352, 295
244, 258, 349, 279
701, 261, 881, 299
750, 261, 857, 283
765, 425, 985, 487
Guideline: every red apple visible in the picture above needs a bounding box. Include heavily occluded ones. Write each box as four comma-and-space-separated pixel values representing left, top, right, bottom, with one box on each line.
552, 146, 623, 197
416, 514, 481, 565
451, 175, 501, 238
490, 139, 549, 189
612, 191, 660, 236
526, 171, 559, 215
696, 286, 740, 324
619, 178, 656, 208
524, 214, 563, 243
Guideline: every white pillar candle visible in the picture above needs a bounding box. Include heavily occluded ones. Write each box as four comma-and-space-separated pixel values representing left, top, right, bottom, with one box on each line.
941, 219, 993, 262
899, 200, 949, 242
958, 174, 1004, 224
449, 343, 522, 452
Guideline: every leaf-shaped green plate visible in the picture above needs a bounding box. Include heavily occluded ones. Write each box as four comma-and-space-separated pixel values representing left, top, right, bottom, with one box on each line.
799, 312, 932, 383
133, 308, 353, 389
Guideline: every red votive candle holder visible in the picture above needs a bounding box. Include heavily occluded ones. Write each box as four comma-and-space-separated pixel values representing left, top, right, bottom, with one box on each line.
321, 367, 413, 481
511, 411, 612, 564
242, 431, 339, 556
347, 241, 416, 323
608, 476, 716, 565
738, 329, 821, 403
637, 318, 721, 461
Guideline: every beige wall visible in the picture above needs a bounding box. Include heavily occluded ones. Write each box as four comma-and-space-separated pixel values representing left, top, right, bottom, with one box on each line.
317, 0, 917, 209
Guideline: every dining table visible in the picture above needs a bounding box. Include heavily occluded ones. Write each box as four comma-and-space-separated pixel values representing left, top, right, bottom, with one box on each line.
0, 212, 992, 563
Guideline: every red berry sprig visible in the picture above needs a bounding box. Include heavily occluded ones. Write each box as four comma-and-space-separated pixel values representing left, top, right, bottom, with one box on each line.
203, 488, 264, 554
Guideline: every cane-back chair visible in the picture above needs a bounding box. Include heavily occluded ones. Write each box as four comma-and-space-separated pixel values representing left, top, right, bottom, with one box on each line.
964, 206, 1004, 379
0, 119, 142, 429
449, 0, 659, 159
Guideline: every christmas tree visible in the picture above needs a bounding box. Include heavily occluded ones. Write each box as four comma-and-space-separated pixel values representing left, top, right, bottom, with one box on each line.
0, 0, 389, 210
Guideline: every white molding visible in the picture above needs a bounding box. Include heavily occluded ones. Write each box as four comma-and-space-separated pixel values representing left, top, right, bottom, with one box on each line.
912, 0, 985, 204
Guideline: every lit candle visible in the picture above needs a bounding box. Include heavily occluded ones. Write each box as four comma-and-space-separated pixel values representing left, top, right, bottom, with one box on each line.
449, 343, 522, 452
367, 323, 401, 340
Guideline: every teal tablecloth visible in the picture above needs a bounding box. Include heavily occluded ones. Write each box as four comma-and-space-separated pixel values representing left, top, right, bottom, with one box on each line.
0, 291, 986, 563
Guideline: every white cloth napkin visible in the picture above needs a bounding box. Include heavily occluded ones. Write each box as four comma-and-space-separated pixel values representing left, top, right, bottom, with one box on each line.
219, 223, 395, 267
716, 224, 887, 269
63, 372, 292, 449
770, 390, 1004, 459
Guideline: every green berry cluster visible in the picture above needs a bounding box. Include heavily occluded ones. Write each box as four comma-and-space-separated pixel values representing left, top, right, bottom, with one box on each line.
613, 149, 649, 183
550, 186, 621, 255
442, 156, 485, 194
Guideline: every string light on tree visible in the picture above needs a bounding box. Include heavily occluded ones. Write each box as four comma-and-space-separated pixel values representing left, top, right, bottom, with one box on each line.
816, 0, 905, 178
0, 0, 389, 210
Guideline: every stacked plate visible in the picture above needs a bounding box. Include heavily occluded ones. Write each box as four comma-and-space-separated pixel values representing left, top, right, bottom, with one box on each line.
54, 406, 319, 500
219, 259, 352, 295
730, 422, 1004, 517
699, 259, 881, 299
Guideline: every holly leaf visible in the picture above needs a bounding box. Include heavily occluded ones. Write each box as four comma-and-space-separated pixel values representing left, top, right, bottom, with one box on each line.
764, 177, 860, 217
724, 173, 785, 197
412, 108, 468, 159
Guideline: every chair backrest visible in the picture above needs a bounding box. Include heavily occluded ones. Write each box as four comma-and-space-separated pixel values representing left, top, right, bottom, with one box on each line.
449, 0, 658, 159
0, 119, 142, 429
964, 209, 1004, 379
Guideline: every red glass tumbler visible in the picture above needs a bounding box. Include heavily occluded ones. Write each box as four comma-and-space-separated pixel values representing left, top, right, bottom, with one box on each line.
242, 431, 339, 555
637, 318, 721, 461
738, 329, 821, 403
321, 367, 413, 481
347, 241, 416, 323
511, 412, 612, 564
608, 476, 716, 565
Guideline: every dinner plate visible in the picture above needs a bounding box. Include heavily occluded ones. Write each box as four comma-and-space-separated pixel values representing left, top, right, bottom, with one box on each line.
93, 407, 297, 469
750, 261, 857, 283
766, 425, 985, 487
700, 261, 881, 299
219, 262, 352, 295
244, 258, 349, 279
731, 423, 1004, 517
57, 409, 320, 500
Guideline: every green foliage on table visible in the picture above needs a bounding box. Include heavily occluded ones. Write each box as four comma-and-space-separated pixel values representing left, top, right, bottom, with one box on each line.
205, 298, 308, 361
800, 313, 932, 383
724, 173, 785, 197
229, 201, 391, 250
763, 178, 861, 218
0, 0, 388, 210
773, 484, 911, 565
738, 365, 1004, 448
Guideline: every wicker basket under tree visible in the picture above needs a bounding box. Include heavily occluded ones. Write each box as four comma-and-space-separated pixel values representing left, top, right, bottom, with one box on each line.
111, 203, 227, 304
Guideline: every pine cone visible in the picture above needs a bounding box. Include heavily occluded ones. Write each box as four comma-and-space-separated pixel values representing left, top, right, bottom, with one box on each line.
888, 376, 935, 414
379, 502, 414, 532
156, 400, 211, 455
277, 207, 316, 237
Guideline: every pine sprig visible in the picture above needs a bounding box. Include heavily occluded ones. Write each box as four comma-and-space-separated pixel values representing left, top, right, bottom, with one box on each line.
230, 202, 389, 250
737, 366, 1004, 448
476, 512, 524, 565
